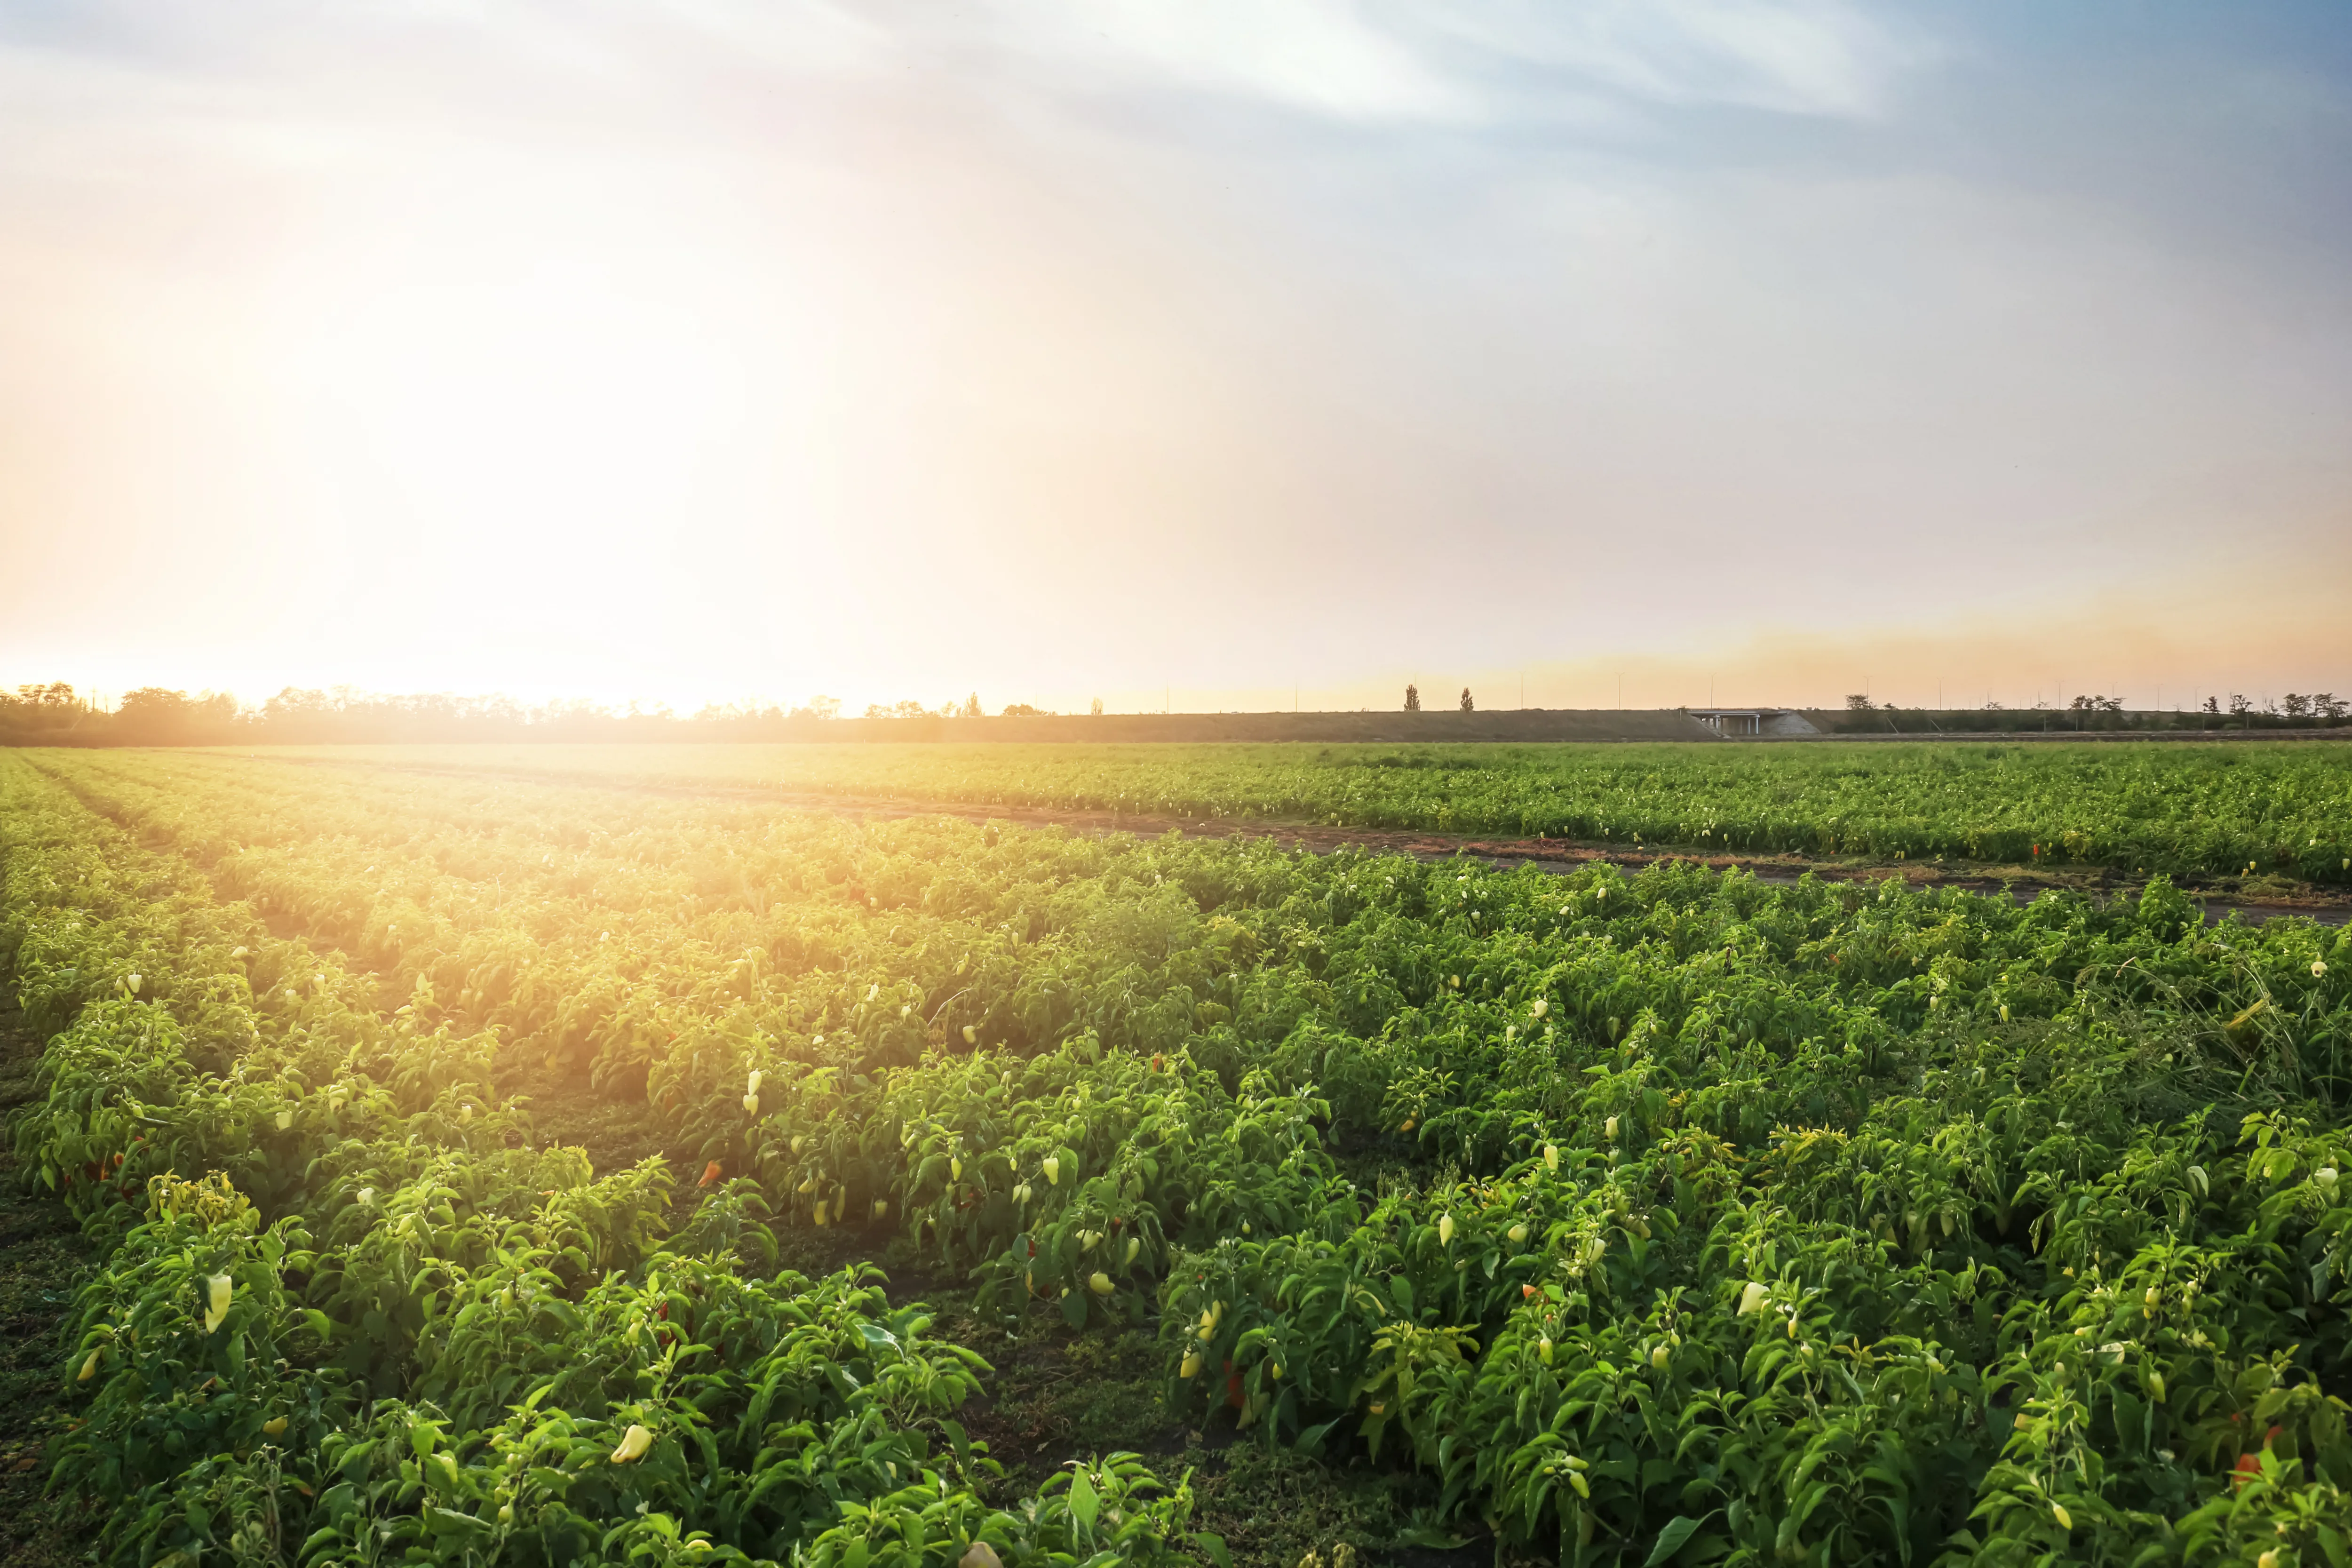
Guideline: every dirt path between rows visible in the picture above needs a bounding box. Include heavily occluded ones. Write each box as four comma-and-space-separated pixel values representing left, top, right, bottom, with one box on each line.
247, 754, 2352, 928
0, 1000, 99, 1566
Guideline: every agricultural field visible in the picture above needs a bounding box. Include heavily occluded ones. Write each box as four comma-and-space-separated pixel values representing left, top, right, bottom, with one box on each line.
3, 743, 2351, 1568
245, 740, 2352, 891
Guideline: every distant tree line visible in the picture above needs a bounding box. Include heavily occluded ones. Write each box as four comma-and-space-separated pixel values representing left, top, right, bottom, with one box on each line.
0, 685, 1130, 746
1829, 692, 2347, 734
8, 680, 2343, 747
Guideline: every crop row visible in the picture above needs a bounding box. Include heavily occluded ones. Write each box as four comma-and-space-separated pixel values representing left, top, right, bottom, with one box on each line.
243, 739, 2352, 884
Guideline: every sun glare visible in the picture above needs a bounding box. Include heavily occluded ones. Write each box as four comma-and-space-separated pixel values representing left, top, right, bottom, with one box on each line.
310, 258, 748, 556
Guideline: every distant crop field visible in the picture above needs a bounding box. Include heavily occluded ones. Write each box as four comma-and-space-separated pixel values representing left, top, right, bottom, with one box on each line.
241, 738, 2352, 887
7, 745, 2352, 1563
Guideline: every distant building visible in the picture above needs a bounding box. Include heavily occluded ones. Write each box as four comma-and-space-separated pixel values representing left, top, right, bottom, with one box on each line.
1686, 708, 1819, 737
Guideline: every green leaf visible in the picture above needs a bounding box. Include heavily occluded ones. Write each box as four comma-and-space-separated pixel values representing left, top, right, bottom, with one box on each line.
1069, 1466, 1099, 1534
1394, 1525, 1475, 1549
1193, 1532, 1234, 1568
1645, 1512, 1714, 1567
940, 1418, 971, 1472
1293, 1418, 1341, 1458
429, 1508, 493, 1537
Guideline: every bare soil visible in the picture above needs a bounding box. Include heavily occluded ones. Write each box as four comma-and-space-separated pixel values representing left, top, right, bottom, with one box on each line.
0, 1000, 100, 1568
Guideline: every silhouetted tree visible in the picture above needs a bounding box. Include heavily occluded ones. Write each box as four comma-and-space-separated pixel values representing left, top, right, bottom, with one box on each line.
1844, 694, 1874, 710
1404, 685, 1420, 712
115, 687, 237, 743
1459, 688, 1474, 712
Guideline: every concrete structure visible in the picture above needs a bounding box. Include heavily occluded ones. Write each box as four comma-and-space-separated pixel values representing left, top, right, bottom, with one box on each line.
1685, 708, 1819, 738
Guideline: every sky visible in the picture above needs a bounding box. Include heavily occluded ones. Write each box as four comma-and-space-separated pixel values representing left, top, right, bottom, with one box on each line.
1, 1, 2348, 716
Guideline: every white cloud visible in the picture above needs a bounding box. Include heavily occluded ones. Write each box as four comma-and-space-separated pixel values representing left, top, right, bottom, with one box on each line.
984, 0, 1481, 122
0, 1, 1924, 142
967, 0, 1923, 125
1414, 0, 1921, 119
